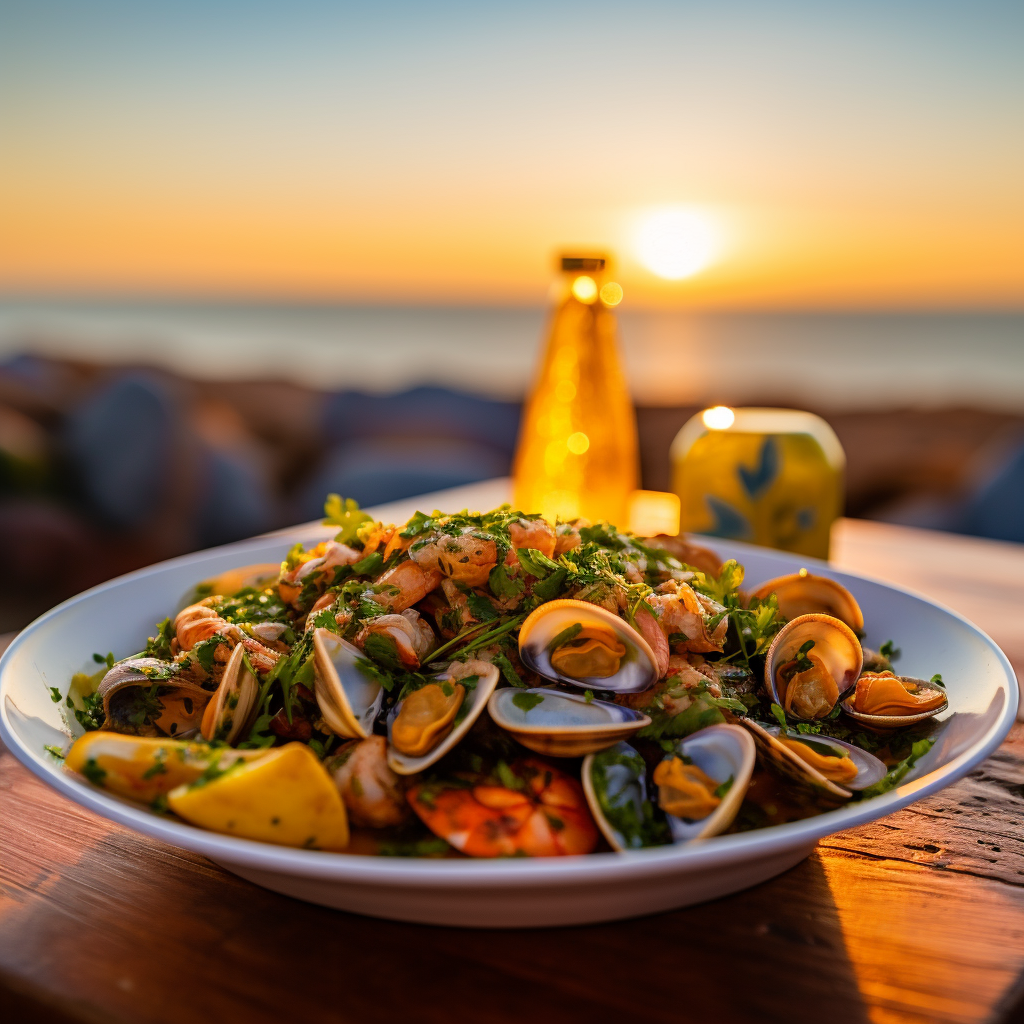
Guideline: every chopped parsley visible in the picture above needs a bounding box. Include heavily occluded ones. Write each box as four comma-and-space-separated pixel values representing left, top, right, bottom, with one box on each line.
511, 692, 544, 713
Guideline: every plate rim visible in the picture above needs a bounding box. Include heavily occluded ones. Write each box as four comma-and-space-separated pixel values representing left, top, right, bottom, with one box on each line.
1, 520, 1018, 886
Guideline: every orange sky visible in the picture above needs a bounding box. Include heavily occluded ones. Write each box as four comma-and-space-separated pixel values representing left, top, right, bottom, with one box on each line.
1, 3, 1022, 308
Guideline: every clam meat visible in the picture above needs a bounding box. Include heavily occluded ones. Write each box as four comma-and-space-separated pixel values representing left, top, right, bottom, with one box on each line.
386, 659, 499, 775
655, 724, 756, 842
842, 671, 948, 727
764, 613, 863, 720
518, 599, 660, 694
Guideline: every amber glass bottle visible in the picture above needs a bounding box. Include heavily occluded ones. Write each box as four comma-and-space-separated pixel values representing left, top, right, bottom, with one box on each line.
513, 255, 638, 525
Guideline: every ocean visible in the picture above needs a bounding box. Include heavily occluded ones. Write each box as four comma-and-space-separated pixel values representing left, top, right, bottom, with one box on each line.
1, 300, 1021, 411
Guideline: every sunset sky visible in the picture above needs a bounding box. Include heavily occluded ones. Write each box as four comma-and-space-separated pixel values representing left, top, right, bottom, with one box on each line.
1, 1, 1021, 308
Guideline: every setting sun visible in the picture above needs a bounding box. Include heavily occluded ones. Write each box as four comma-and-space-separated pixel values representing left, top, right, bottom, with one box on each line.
634, 208, 723, 281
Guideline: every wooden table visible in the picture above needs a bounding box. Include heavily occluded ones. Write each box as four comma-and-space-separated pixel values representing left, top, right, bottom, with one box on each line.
2, 499, 1023, 1024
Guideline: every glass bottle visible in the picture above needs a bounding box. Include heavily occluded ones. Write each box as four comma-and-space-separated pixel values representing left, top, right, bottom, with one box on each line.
513, 255, 638, 525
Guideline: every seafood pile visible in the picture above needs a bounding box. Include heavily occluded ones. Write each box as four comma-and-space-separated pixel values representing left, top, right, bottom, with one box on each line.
58, 498, 948, 857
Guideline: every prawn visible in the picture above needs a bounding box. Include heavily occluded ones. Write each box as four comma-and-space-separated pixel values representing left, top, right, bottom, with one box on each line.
173, 601, 281, 674
278, 540, 363, 608
410, 529, 498, 588
327, 736, 409, 828
355, 609, 436, 669
408, 758, 599, 857
371, 558, 443, 613
648, 580, 729, 654
506, 518, 556, 565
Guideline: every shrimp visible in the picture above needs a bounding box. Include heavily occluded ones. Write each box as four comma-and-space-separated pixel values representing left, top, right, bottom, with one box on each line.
506, 518, 556, 565
173, 601, 280, 674
371, 558, 443, 613
633, 605, 671, 677
648, 579, 729, 654
327, 736, 409, 828
410, 529, 498, 588
304, 592, 353, 633
554, 518, 590, 556
278, 540, 363, 608
408, 758, 598, 858
356, 609, 436, 669
617, 654, 720, 716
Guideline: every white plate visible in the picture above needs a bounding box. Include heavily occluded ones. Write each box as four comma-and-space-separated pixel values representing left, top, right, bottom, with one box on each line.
0, 519, 1017, 927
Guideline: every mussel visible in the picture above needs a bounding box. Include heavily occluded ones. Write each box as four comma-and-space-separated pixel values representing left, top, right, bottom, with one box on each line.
764, 613, 863, 720
200, 643, 258, 745
312, 627, 385, 740
97, 657, 211, 738
386, 659, 499, 775
741, 718, 886, 799
750, 571, 864, 633
487, 687, 650, 757
518, 599, 660, 694
841, 672, 948, 727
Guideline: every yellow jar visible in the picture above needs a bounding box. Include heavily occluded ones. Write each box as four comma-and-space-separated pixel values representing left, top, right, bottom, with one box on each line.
513, 255, 638, 525
671, 407, 844, 559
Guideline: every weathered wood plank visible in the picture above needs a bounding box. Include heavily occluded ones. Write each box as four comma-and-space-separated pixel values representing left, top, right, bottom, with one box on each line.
3, 733, 1024, 1024
820, 724, 1024, 888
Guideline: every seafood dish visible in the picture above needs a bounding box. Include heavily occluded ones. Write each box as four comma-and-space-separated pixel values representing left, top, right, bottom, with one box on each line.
53, 497, 950, 859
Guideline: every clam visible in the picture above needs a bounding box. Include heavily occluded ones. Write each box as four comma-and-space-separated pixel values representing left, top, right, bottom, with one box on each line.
487, 687, 651, 757
741, 718, 886, 799
97, 657, 211, 738
655, 724, 756, 842
200, 643, 259, 745
312, 627, 385, 740
581, 742, 659, 851
582, 727, 755, 852
841, 672, 948, 728
386, 659, 499, 775
764, 613, 863, 720
750, 572, 864, 633
518, 599, 660, 694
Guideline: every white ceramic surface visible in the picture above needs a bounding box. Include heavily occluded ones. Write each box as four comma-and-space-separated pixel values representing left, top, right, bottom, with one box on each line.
0, 512, 1017, 928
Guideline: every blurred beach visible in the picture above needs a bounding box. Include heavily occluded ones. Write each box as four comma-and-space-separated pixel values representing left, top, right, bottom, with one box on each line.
2, 300, 1021, 410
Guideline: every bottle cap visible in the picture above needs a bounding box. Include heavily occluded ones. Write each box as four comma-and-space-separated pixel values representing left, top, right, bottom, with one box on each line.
560, 255, 606, 272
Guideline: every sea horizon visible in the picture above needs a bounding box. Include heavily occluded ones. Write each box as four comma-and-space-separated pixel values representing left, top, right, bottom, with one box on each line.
1, 298, 1021, 412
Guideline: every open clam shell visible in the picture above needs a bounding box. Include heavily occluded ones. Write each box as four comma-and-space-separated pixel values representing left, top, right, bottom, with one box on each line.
518, 599, 660, 694
764, 613, 863, 721
581, 741, 655, 852
200, 643, 259, 745
659, 724, 756, 842
98, 657, 212, 738
760, 723, 887, 792
841, 673, 949, 728
312, 627, 384, 740
740, 718, 885, 799
386, 660, 499, 776
488, 687, 650, 758
750, 572, 864, 633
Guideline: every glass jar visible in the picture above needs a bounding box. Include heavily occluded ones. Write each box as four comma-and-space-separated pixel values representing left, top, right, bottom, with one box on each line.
671, 407, 845, 559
